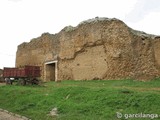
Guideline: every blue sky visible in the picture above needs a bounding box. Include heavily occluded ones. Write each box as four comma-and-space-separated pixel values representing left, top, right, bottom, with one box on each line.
0, 0, 160, 69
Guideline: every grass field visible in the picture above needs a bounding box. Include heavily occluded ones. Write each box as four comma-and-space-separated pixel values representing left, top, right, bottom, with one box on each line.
0, 79, 160, 120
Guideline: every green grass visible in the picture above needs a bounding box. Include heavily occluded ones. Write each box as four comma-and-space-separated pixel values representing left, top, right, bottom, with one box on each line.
0, 79, 160, 120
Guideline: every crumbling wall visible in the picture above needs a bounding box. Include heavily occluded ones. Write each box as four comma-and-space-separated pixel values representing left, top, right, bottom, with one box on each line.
16, 17, 160, 81
0, 69, 2, 76
16, 33, 60, 81
0, 69, 3, 82
129, 31, 160, 80
153, 37, 160, 68
57, 18, 160, 80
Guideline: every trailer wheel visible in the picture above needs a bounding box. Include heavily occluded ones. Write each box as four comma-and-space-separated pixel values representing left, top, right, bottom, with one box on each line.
5, 78, 12, 85
30, 78, 38, 85
19, 79, 26, 86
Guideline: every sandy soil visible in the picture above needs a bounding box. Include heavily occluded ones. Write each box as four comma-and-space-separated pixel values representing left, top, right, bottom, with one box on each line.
0, 83, 5, 86
0, 111, 25, 120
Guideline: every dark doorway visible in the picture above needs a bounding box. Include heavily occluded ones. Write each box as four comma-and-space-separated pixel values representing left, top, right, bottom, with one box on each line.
45, 60, 58, 81
45, 63, 55, 81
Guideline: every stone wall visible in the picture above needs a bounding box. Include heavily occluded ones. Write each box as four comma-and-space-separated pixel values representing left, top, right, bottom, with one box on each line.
16, 33, 60, 81
0, 69, 2, 76
0, 69, 4, 82
153, 37, 160, 68
57, 18, 160, 80
16, 17, 160, 81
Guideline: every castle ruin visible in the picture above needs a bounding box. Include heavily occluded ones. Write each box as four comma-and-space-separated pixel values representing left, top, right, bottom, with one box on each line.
16, 17, 160, 81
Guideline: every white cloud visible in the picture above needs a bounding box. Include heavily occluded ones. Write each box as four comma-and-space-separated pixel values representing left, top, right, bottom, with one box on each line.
125, 0, 160, 22
8, 0, 22, 2
126, 12, 160, 35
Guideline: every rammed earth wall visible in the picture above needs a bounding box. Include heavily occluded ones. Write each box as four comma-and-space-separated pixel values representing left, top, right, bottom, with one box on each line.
16, 17, 160, 81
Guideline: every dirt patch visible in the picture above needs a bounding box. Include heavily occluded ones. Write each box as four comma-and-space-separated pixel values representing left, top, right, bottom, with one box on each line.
0, 111, 25, 120
115, 86, 160, 92
0, 83, 5, 86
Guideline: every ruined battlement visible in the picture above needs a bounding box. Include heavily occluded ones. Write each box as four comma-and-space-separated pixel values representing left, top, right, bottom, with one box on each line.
16, 17, 160, 81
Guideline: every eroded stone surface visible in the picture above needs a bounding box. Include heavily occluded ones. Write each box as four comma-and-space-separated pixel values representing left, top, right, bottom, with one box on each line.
16, 17, 160, 81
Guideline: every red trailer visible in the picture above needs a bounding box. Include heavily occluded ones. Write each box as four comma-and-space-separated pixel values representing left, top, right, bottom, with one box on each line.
3, 66, 41, 85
